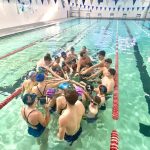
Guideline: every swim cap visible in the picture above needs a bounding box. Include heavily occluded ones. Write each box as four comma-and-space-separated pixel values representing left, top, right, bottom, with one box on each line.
58, 82, 70, 90
46, 88, 56, 98
86, 84, 94, 92
99, 85, 107, 94
61, 52, 66, 57
36, 73, 45, 82
28, 71, 36, 78
75, 86, 84, 96
22, 93, 37, 105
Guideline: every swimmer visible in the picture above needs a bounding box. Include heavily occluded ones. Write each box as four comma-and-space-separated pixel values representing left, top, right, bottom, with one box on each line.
86, 96, 101, 122
37, 53, 53, 69
57, 89, 85, 145
102, 68, 116, 94
21, 93, 50, 150
22, 71, 37, 94
76, 51, 92, 75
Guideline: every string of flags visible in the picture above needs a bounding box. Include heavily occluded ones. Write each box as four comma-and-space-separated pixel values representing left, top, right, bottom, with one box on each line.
71, 3, 149, 11
6, 0, 150, 12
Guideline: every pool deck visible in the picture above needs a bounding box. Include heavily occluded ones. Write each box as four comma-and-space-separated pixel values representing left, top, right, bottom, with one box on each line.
0, 17, 76, 38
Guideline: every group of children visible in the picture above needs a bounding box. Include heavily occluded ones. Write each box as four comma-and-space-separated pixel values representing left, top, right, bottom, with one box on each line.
21, 46, 116, 147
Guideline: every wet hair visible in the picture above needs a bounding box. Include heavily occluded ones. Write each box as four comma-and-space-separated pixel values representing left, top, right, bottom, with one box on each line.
44, 53, 52, 61
108, 68, 116, 76
54, 55, 60, 60
105, 58, 112, 64
82, 46, 86, 50
98, 51, 106, 57
94, 96, 101, 105
80, 51, 86, 57
64, 89, 78, 105
70, 47, 75, 51
86, 84, 94, 92
22, 94, 37, 106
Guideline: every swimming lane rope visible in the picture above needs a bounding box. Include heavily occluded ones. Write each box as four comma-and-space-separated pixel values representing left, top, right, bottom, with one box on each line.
0, 87, 22, 109
110, 130, 119, 150
112, 34, 119, 120
110, 32, 119, 150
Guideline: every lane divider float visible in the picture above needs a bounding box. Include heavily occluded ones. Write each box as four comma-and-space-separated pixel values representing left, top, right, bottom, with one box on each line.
0, 87, 22, 109
110, 130, 119, 150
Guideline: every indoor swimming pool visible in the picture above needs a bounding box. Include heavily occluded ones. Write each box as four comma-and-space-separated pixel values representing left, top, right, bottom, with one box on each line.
0, 18, 150, 150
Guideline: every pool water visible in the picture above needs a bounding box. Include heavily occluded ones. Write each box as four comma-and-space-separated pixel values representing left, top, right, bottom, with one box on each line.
0, 19, 150, 150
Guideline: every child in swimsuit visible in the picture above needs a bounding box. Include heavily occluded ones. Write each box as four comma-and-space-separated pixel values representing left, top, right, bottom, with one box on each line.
86, 96, 101, 123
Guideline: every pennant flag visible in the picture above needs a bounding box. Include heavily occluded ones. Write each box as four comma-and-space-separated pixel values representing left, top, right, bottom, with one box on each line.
80, 4, 82, 8
76, 4, 78, 7
88, 6, 90, 9
41, 0, 44, 4
84, 5, 86, 8
100, 7, 102, 10
29, 0, 32, 4
18, 0, 20, 3
61, 0, 65, 8
115, 0, 118, 5
109, 7, 111, 11
72, 3, 74, 6
92, 6, 94, 9
82, 0, 85, 5
98, 0, 103, 5
127, 8, 129, 11
122, 8, 125, 11
7, 0, 10, 2
113, 8, 115, 11
132, 7, 134, 11
133, 0, 136, 5
96, 6, 98, 10
104, 7, 107, 10
137, 7, 140, 11
118, 7, 120, 11
142, 7, 145, 10
90, 0, 93, 5
68, 0, 70, 4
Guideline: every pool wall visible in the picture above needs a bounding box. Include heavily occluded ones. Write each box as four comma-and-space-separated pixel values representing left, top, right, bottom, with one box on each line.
0, 1, 70, 29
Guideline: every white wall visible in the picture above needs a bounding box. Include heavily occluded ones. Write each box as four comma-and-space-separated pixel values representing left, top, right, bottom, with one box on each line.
0, 0, 70, 29
71, 0, 150, 19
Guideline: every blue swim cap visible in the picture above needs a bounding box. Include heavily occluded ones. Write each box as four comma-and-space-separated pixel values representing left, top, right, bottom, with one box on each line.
58, 82, 70, 90
99, 85, 107, 94
36, 73, 45, 82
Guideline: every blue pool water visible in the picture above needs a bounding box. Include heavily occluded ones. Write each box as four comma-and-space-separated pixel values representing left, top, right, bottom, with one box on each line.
0, 19, 150, 150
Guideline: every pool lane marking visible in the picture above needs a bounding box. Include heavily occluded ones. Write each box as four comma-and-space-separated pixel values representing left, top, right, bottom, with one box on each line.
0, 22, 85, 60
124, 22, 150, 137
133, 21, 150, 37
